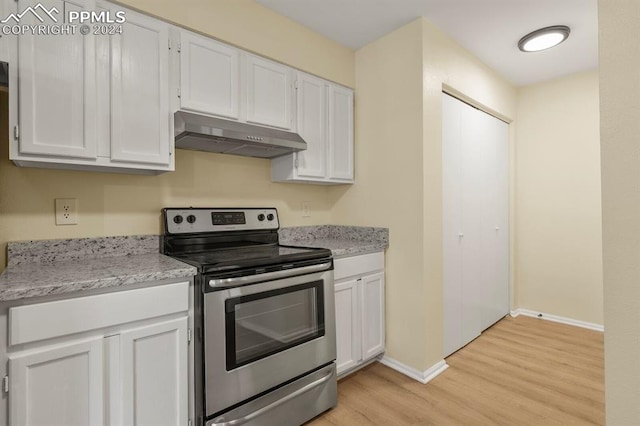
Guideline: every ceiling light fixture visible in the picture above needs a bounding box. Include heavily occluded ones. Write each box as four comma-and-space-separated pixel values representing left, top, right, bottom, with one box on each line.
518, 25, 570, 52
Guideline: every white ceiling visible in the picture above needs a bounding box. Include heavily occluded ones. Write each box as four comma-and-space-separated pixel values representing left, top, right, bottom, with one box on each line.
255, 0, 598, 86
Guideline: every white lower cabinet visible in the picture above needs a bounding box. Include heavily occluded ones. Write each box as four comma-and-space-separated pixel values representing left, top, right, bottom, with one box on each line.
334, 252, 385, 376
360, 272, 385, 360
9, 337, 104, 426
334, 278, 360, 374
118, 318, 188, 426
5, 281, 190, 426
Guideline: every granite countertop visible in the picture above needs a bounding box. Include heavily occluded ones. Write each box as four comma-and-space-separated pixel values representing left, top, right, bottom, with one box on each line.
0, 226, 386, 302
0, 236, 196, 302
279, 225, 389, 258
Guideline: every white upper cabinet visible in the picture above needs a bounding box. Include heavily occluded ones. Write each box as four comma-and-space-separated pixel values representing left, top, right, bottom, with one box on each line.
271, 71, 354, 184
17, 0, 97, 159
328, 85, 354, 181
179, 32, 239, 119
9, 0, 174, 173
110, 9, 171, 166
295, 73, 327, 179
176, 30, 295, 131
174, 29, 354, 184
244, 54, 294, 130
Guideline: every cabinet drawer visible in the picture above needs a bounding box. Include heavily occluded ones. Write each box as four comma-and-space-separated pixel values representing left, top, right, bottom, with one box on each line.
9, 281, 189, 346
334, 252, 384, 281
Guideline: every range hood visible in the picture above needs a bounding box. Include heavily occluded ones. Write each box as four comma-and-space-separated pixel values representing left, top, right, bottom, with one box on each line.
174, 111, 307, 159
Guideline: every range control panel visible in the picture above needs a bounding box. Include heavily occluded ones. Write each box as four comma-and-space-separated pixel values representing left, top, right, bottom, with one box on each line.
164, 208, 279, 234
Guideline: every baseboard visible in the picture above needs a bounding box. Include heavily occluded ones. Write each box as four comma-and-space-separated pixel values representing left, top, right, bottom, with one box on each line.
510, 308, 604, 332
337, 357, 378, 380
379, 356, 449, 384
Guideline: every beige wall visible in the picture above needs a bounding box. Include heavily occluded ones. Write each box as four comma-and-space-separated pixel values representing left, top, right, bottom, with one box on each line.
0, 0, 355, 270
329, 19, 426, 370
515, 70, 603, 324
599, 0, 640, 422
115, 0, 354, 88
329, 18, 516, 372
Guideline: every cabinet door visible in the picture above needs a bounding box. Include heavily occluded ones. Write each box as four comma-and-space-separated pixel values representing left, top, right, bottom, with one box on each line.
111, 9, 171, 166
361, 272, 385, 360
120, 317, 188, 426
335, 279, 361, 375
328, 85, 354, 181
17, 0, 97, 159
245, 55, 293, 130
295, 72, 327, 179
9, 337, 104, 426
180, 31, 239, 119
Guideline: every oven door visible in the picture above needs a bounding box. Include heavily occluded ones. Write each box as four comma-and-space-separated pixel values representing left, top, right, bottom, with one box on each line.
203, 262, 335, 417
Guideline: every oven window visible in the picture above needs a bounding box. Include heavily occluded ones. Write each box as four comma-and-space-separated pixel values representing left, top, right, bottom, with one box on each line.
225, 281, 325, 370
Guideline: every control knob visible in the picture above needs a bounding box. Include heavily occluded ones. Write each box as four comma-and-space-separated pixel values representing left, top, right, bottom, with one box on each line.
267, 213, 274, 221
186, 215, 197, 224
258, 214, 265, 221
173, 215, 183, 224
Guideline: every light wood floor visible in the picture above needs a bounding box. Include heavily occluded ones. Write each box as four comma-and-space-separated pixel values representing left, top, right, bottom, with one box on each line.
310, 315, 604, 425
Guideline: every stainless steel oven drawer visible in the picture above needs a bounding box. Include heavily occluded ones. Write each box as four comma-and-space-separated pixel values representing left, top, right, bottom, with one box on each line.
207, 363, 337, 426
204, 268, 336, 415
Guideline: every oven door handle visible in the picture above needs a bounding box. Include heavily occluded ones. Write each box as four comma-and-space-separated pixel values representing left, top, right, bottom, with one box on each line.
209, 261, 332, 289
208, 368, 334, 426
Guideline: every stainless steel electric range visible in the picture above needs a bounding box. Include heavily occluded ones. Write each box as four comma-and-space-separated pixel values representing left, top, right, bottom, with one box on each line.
161, 207, 337, 426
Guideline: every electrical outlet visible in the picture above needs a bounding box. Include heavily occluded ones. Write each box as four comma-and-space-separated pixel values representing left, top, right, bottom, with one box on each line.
301, 201, 311, 218
55, 198, 78, 225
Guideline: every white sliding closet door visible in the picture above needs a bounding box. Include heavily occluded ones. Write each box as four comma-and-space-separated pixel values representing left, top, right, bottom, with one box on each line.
459, 99, 486, 346
480, 115, 510, 332
442, 94, 463, 357
442, 93, 509, 357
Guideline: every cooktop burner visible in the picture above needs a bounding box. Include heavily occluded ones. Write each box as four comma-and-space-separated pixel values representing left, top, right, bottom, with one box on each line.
171, 244, 331, 273
161, 207, 332, 274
